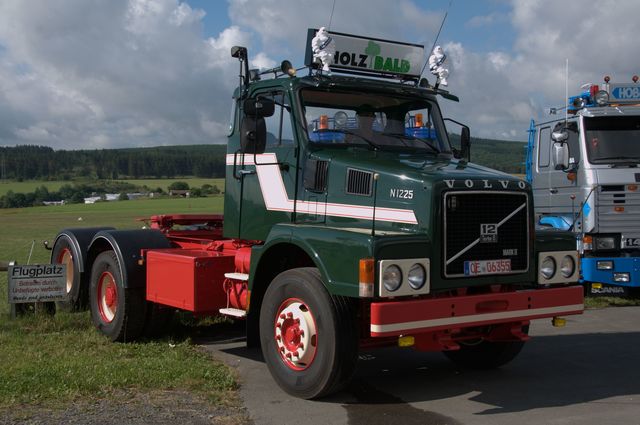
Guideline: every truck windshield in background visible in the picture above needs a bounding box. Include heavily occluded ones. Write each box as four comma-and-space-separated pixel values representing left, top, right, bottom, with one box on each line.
300, 88, 451, 154
584, 116, 640, 164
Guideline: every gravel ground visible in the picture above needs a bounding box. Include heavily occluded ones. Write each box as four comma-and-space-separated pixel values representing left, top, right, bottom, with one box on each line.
0, 390, 252, 425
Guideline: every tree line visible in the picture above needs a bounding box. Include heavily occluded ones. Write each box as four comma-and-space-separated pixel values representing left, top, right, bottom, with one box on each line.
0, 138, 526, 183
0, 145, 227, 181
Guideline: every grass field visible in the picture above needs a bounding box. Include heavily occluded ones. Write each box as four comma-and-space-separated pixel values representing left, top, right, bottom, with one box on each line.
0, 195, 232, 409
0, 177, 225, 196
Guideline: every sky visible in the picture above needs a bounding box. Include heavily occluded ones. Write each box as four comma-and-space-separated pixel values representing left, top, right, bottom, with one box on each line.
0, 0, 638, 150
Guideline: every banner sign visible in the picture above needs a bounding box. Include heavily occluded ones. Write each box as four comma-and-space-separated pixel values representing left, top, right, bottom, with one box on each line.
8, 264, 67, 303
305, 29, 425, 79
608, 83, 640, 103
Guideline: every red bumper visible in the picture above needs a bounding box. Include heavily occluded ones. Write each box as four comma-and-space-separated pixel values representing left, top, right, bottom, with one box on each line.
370, 285, 584, 337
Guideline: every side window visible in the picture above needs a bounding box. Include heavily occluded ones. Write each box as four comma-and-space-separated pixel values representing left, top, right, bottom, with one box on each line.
538, 126, 551, 168
259, 91, 294, 147
566, 122, 581, 164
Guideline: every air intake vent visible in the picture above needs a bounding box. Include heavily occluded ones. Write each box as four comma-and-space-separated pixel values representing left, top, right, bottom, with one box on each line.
346, 168, 373, 196
303, 159, 329, 192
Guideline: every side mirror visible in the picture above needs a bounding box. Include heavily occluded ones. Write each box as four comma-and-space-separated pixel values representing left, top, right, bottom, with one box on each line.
552, 142, 569, 170
444, 118, 471, 162
243, 97, 275, 118
551, 130, 569, 143
460, 126, 471, 162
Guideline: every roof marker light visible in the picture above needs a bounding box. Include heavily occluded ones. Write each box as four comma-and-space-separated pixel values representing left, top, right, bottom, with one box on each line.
604, 75, 611, 83
633, 75, 639, 83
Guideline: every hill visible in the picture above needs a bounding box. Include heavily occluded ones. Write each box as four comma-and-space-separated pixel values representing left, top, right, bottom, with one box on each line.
0, 138, 526, 182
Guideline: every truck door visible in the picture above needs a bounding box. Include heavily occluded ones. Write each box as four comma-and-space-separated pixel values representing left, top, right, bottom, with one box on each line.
533, 125, 551, 213
548, 121, 580, 216
236, 89, 299, 240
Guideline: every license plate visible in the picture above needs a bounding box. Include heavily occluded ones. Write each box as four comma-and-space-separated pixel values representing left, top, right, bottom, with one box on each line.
464, 259, 511, 276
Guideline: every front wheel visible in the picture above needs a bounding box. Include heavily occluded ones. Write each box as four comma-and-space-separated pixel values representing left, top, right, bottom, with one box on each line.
443, 326, 529, 369
259, 268, 358, 399
89, 250, 146, 342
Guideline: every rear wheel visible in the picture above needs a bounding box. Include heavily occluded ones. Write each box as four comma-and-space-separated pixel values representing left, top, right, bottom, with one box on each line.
52, 237, 86, 311
259, 268, 358, 399
89, 250, 146, 342
443, 326, 529, 369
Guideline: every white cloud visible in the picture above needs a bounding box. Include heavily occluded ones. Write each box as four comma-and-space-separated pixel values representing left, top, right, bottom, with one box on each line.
0, 0, 251, 149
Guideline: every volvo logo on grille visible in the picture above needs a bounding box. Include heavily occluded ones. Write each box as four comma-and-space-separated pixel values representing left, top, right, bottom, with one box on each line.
480, 223, 498, 243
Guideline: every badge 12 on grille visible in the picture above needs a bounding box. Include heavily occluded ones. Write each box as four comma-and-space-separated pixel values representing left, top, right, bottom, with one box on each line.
464, 259, 511, 276
480, 223, 498, 243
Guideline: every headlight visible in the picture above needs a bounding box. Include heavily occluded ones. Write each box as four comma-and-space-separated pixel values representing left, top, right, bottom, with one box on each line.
597, 260, 613, 270
572, 97, 586, 108
334, 111, 348, 127
407, 263, 426, 290
383, 265, 402, 292
595, 90, 609, 106
560, 255, 575, 278
541, 256, 556, 280
594, 236, 616, 251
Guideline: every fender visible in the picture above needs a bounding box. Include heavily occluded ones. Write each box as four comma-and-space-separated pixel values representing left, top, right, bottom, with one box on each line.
250, 223, 374, 297
51, 227, 115, 273
88, 229, 171, 289
539, 216, 572, 230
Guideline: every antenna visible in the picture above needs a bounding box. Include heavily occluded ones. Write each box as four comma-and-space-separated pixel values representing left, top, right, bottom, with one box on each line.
565, 58, 569, 126
419, 0, 453, 79
328, 0, 337, 31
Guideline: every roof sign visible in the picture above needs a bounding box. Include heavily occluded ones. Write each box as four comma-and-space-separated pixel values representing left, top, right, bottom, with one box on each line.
304, 29, 425, 80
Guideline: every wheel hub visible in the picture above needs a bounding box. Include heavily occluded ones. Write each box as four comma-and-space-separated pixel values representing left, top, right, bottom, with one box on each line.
98, 271, 118, 323
275, 299, 317, 370
58, 248, 74, 294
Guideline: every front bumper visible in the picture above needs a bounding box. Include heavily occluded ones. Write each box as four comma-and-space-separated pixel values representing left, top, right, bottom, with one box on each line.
370, 285, 583, 337
582, 257, 640, 287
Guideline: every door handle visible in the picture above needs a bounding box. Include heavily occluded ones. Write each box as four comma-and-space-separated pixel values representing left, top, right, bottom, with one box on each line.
549, 188, 558, 194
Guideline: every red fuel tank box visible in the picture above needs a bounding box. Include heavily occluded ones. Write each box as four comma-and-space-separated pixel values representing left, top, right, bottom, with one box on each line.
146, 249, 233, 314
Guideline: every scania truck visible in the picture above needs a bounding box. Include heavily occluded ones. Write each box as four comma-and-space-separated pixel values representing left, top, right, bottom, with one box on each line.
526, 75, 640, 295
49, 30, 583, 399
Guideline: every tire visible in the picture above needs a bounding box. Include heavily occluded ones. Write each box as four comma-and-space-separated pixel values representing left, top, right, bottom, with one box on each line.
52, 236, 86, 312
89, 250, 146, 342
443, 326, 529, 369
259, 268, 358, 399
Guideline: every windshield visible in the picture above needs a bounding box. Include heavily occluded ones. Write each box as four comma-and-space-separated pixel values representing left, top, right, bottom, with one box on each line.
300, 88, 451, 154
584, 116, 640, 164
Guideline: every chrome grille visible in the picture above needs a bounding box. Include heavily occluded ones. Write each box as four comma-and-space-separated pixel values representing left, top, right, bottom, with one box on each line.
596, 186, 640, 234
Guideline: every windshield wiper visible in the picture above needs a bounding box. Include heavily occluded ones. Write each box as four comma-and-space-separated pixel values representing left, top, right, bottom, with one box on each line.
380, 132, 441, 154
329, 129, 381, 150
595, 156, 640, 161
594, 156, 640, 167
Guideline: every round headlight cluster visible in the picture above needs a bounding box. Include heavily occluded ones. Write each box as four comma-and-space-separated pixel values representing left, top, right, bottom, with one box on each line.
383, 265, 402, 292
560, 255, 576, 278
381, 262, 428, 294
540, 256, 556, 280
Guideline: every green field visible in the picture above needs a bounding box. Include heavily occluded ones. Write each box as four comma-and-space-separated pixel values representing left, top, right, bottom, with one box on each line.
0, 177, 225, 196
0, 196, 233, 410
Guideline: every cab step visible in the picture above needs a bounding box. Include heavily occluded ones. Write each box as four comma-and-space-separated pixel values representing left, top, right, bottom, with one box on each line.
224, 272, 249, 281
219, 307, 247, 318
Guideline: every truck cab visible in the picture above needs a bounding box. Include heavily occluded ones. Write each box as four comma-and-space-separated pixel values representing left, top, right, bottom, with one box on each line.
527, 75, 640, 293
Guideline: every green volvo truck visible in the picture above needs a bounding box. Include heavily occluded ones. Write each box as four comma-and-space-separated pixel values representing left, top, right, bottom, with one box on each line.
49, 30, 583, 399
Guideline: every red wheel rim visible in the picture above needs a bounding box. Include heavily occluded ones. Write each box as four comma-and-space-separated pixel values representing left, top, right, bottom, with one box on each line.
57, 248, 74, 294
97, 271, 118, 323
274, 298, 318, 371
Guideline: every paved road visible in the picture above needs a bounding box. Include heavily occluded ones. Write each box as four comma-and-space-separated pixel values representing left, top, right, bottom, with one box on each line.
199, 307, 640, 425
